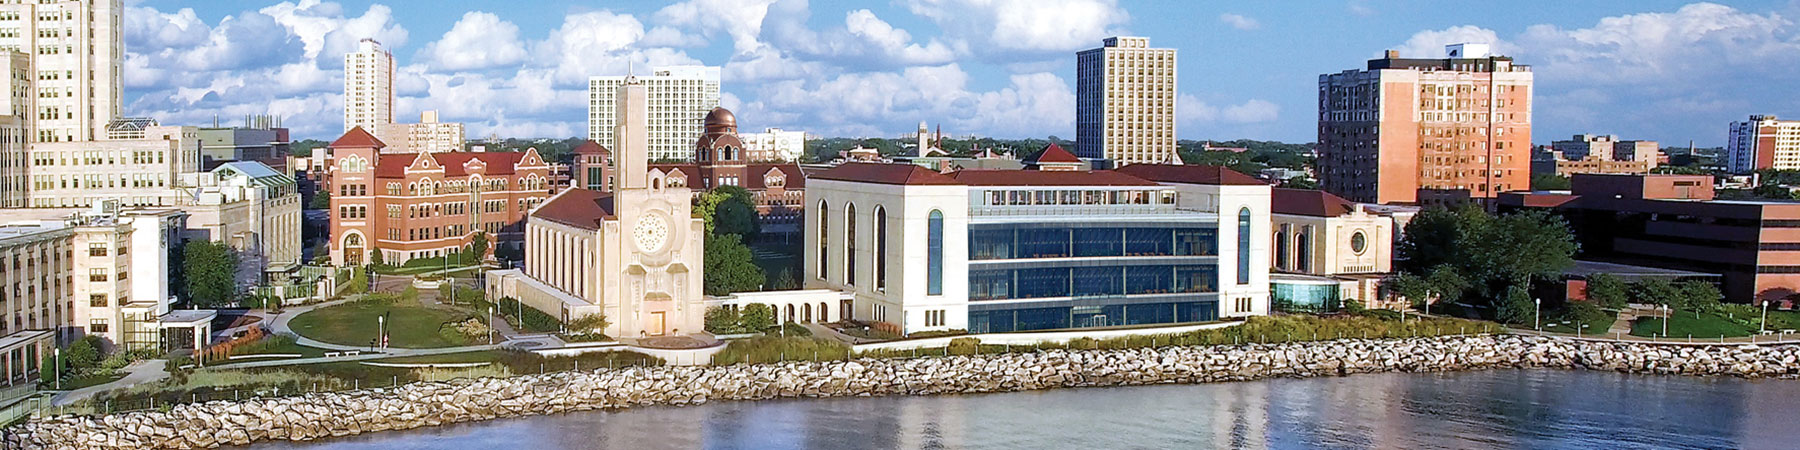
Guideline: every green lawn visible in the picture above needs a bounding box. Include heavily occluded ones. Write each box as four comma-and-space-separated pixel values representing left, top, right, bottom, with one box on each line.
228, 339, 328, 358
1631, 310, 1756, 338
1542, 314, 1617, 336
288, 300, 473, 348
57, 372, 125, 390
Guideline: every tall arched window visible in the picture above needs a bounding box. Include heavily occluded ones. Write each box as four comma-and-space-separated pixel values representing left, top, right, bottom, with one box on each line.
817, 201, 829, 279
1274, 227, 1289, 271
928, 210, 944, 295
875, 206, 888, 291
1237, 207, 1251, 285
845, 203, 858, 286
1295, 226, 1313, 273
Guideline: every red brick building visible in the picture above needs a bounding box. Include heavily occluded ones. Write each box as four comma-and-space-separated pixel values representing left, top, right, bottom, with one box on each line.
327, 127, 551, 266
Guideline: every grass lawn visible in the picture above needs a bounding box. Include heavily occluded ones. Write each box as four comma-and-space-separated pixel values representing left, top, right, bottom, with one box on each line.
1630, 310, 1756, 338
229, 339, 328, 358
57, 372, 125, 390
1542, 314, 1617, 336
288, 300, 473, 348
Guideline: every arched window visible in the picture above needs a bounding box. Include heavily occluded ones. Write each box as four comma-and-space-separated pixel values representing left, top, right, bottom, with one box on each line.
817, 201, 829, 279
1296, 226, 1314, 273
1237, 207, 1251, 285
875, 206, 888, 291
928, 210, 943, 295
845, 203, 857, 286
1274, 227, 1289, 271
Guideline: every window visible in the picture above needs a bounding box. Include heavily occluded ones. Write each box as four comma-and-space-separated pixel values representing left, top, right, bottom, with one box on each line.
817, 201, 828, 279
845, 203, 857, 286
89, 294, 106, 307
1237, 208, 1251, 285
1350, 231, 1368, 254
1295, 226, 1312, 273
928, 210, 944, 295
875, 206, 887, 291
87, 242, 106, 256
89, 319, 108, 333
88, 268, 106, 282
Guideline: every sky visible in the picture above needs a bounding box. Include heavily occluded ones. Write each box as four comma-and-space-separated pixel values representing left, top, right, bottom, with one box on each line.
125, 0, 1800, 146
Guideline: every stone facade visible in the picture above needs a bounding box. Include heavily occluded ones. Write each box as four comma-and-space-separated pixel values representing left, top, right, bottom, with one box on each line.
15, 335, 1800, 449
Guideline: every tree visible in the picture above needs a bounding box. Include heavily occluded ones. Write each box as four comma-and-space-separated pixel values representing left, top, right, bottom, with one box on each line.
182, 240, 240, 308
1584, 273, 1630, 310
1753, 184, 1797, 200
1384, 273, 1433, 311
1396, 205, 1576, 302
308, 190, 330, 209
1531, 174, 1572, 190
709, 185, 761, 238
1677, 280, 1722, 313
567, 314, 610, 336
703, 233, 765, 296
1282, 177, 1318, 189
465, 231, 489, 265
1497, 285, 1536, 325
65, 336, 101, 370
369, 249, 386, 269
705, 306, 742, 334
739, 303, 775, 332
1426, 266, 1468, 305
1631, 279, 1681, 308
769, 267, 800, 291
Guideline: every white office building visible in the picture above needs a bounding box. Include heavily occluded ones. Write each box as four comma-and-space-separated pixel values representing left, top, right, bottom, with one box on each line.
803, 160, 1271, 334
28, 124, 201, 207
344, 39, 394, 134
741, 128, 806, 162
1076, 37, 1179, 166
0, 0, 122, 143
588, 66, 720, 162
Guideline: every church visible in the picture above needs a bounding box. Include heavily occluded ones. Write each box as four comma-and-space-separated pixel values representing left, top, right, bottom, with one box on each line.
485, 75, 705, 338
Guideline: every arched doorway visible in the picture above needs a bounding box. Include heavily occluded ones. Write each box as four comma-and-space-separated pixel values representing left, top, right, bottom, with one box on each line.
819, 302, 830, 323
342, 232, 365, 265
785, 304, 795, 323
803, 304, 812, 323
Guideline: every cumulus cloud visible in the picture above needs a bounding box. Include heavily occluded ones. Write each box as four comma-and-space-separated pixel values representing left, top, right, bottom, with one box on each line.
1179, 95, 1280, 125
1391, 25, 1518, 58
735, 64, 1075, 137
1218, 13, 1260, 31
417, 12, 528, 71
903, 0, 1129, 61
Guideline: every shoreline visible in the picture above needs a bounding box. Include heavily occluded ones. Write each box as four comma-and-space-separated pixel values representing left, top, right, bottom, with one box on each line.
10, 334, 1800, 449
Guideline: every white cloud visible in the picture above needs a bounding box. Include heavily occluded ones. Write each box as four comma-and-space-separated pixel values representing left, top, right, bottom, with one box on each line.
1391, 25, 1516, 58
417, 12, 528, 71
124, 6, 211, 49
738, 64, 1075, 138
1515, 3, 1800, 84
1218, 13, 1260, 31
257, 1, 409, 66
903, 0, 1129, 61
654, 0, 778, 54
1348, 1, 1375, 17
1179, 95, 1280, 125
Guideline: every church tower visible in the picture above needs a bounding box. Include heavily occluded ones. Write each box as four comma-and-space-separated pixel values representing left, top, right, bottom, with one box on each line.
609, 75, 706, 337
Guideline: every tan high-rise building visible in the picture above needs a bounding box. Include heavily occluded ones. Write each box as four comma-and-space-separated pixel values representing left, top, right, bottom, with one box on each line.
1077, 37, 1178, 166
344, 39, 394, 134
0, 0, 121, 143
588, 66, 720, 162
1318, 44, 1533, 204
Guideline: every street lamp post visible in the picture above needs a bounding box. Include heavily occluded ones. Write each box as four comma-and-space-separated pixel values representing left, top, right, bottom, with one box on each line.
1662, 304, 1670, 338
488, 307, 495, 345
1534, 298, 1541, 331
1761, 301, 1770, 335
378, 315, 386, 349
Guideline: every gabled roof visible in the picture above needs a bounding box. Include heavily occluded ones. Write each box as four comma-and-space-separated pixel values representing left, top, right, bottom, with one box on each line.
811, 163, 959, 186
1272, 188, 1356, 217
1113, 164, 1267, 186
573, 140, 611, 156
949, 169, 1160, 187
373, 151, 535, 178
1024, 143, 1081, 164
531, 188, 615, 230
331, 126, 386, 149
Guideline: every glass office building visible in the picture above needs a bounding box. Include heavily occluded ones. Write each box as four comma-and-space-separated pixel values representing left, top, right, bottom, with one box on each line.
963, 184, 1225, 333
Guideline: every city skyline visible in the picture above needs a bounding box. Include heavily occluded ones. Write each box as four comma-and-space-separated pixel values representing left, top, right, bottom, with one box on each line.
123, 0, 1800, 145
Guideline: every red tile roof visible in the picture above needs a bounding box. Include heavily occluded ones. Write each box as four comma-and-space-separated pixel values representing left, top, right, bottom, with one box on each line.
531, 189, 615, 230
1025, 143, 1081, 164
1113, 164, 1267, 186
1272, 188, 1356, 217
811, 163, 959, 185
330, 126, 386, 149
573, 140, 610, 156
949, 169, 1160, 187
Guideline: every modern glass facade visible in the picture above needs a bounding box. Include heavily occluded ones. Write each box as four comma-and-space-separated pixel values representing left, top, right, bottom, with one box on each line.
965, 221, 1221, 333
1272, 279, 1341, 313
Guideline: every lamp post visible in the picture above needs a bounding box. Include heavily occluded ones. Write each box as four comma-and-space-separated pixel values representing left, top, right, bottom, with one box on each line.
53, 347, 60, 390
1762, 301, 1770, 335
1534, 298, 1541, 332
378, 315, 386, 349
1662, 304, 1669, 338
488, 307, 495, 345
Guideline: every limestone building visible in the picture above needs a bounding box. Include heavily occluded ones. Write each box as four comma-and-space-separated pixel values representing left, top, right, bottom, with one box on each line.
179, 162, 303, 282
344, 39, 394, 134
1076, 37, 1179, 165
27, 124, 202, 207
489, 75, 706, 338
375, 110, 466, 154
0, 0, 122, 143
587, 66, 720, 162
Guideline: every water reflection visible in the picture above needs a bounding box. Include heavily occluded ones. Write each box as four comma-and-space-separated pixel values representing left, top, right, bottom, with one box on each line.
246, 370, 1800, 450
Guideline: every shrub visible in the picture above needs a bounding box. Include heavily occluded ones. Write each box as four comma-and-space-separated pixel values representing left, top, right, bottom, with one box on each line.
947, 337, 980, 356
227, 333, 300, 356
705, 306, 743, 334
762, 322, 811, 337
712, 337, 850, 365
739, 304, 775, 332
497, 297, 561, 332
65, 336, 103, 370
907, 329, 968, 339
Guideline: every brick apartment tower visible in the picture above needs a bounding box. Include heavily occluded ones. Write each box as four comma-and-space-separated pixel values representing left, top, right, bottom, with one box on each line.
1318, 44, 1533, 204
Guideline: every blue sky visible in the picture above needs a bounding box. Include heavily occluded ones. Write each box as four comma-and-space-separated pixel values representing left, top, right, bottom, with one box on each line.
126, 0, 1800, 146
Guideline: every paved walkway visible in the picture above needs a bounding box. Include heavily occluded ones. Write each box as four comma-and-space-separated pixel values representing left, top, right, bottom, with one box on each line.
210, 344, 507, 370
802, 323, 879, 345
264, 298, 366, 352
50, 359, 168, 406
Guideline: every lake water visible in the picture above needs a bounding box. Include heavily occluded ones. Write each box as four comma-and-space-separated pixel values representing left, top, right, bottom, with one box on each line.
247, 369, 1800, 449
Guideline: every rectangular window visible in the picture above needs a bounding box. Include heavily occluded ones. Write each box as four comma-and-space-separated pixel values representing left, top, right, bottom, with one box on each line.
87, 242, 106, 256
89, 294, 106, 307
88, 268, 106, 282
89, 319, 108, 333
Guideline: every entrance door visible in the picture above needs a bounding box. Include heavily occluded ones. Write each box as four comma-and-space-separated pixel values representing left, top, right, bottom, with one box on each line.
648, 312, 666, 336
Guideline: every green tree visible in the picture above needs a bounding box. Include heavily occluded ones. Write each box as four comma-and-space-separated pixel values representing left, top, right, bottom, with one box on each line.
1426, 266, 1468, 305
711, 185, 761, 238
308, 190, 330, 209
38, 352, 60, 384
65, 336, 102, 369
1584, 273, 1630, 309
369, 249, 386, 269
567, 314, 610, 336
704, 233, 765, 295
769, 267, 800, 291
1396, 205, 1576, 302
1497, 285, 1536, 325
464, 231, 489, 265
1531, 174, 1571, 190
739, 303, 775, 331
1282, 177, 1318, 189
1753, 184, 1796, 200
1631, 279, 1681, 308
705, 306, 742, 334
1677, 280, 1722, 313
1384, 273, 1433, 311
182, 240, 240, 308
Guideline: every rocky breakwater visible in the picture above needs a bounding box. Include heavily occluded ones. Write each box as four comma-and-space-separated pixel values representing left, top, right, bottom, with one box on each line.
12, 335, 1800, 449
